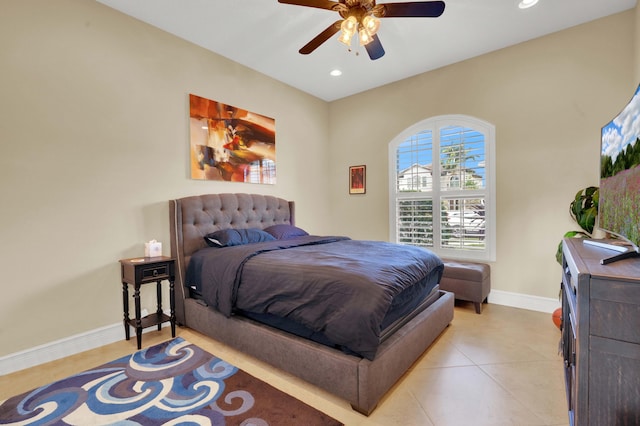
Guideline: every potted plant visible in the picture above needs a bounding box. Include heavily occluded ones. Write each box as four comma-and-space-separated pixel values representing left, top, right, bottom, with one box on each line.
553, 186, 598, 328
555, 186, 599, 264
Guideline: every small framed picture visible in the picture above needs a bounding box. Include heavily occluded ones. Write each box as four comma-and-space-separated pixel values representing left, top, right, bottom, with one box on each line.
349, 165, 366, 194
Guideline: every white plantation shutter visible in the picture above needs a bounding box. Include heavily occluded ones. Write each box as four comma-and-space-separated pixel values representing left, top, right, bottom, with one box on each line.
397, 198, 434, 247
389, 115, 496, 261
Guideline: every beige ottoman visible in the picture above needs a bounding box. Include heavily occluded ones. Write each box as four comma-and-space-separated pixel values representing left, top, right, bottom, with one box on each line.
440, 259, 491, 314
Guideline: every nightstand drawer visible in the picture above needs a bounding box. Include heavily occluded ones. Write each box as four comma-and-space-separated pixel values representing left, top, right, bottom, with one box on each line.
120, 257, 175, 285
141, 264, 169, 281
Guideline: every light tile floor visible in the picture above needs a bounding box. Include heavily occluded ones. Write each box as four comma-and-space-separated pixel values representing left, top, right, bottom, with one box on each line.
0, 302, 569, 426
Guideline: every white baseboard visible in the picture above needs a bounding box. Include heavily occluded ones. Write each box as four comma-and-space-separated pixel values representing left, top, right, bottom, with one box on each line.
0, 323, 124, 376
488, 289, 560, 314
0, 310, 170, 376
1, 294, 559, 376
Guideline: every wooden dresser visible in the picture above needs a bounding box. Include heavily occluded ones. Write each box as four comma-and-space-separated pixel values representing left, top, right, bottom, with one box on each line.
561, 238, 640, 426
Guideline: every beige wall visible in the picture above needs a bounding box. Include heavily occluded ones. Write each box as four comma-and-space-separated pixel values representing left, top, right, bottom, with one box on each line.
0, 0, 332, 355
0, 0, 637, 357
636, 4, 640, 82
328, 11, 636, 300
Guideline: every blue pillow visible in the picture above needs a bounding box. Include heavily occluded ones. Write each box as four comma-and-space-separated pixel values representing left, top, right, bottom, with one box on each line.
264, 224, 309, 240
204, 228, 276, 247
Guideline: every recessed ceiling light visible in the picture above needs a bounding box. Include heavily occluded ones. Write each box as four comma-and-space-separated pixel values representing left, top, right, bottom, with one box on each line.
518, 0, 539, 9
330, 69, 342, 77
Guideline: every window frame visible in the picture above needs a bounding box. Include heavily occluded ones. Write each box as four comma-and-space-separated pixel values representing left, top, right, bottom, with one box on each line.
388, 114, 496, 262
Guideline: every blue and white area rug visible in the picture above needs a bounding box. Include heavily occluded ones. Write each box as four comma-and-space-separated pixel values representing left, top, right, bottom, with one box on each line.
0, 337, 342, 425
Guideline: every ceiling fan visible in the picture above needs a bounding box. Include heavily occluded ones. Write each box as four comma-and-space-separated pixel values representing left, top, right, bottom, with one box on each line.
277, 0, 445, 60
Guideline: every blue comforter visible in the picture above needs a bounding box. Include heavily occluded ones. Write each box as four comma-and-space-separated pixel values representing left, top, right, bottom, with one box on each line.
186, 235, 443, 359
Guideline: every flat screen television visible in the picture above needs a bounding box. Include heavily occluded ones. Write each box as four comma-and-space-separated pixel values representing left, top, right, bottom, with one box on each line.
591, 82, 640, 264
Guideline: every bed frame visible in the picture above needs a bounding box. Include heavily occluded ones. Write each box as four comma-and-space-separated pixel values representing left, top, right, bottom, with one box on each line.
169, 193, 454, 415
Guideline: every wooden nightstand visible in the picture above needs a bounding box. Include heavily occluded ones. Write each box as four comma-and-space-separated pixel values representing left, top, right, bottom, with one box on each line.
119, 256, 176, 349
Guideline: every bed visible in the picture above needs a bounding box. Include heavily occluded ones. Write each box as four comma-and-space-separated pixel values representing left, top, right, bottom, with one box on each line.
169, 193, 454, 415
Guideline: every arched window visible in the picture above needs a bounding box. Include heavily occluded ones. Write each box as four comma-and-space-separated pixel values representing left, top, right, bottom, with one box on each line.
388, 115, 496, 261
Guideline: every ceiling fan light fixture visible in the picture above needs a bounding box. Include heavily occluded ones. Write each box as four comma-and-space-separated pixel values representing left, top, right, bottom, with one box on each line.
341, 16, 358, 33
338, 29, 354, 46
358, 27, 373, 46
362, 15, 380, 35
338, 15, 358, 46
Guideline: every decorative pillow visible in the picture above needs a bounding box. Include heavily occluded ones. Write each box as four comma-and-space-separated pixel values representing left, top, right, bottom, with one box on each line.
204, 228, 276, 248
264, 224, 309, 240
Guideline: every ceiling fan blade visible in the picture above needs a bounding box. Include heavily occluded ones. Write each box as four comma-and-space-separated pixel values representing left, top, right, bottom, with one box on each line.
278, 0, 339, 11
378, 1, 445, 18
365, 34, 385, 60
299, 20, 341, 55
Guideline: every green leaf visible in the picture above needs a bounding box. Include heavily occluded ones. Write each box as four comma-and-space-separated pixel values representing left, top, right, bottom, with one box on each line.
557, 186, 599, 265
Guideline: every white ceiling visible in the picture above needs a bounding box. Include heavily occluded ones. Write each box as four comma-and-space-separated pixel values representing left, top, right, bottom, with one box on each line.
96, 0, 636, 101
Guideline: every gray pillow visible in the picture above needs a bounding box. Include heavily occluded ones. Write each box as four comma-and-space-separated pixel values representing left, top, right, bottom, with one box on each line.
263, 224, 309, 240
204, 228, 276, 247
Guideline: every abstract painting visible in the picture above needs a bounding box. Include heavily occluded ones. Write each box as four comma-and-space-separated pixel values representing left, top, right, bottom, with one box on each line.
189, 94, 276, 183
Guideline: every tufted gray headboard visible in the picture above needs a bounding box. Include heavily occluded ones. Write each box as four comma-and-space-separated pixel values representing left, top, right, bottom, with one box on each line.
169, 193, 295, 324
